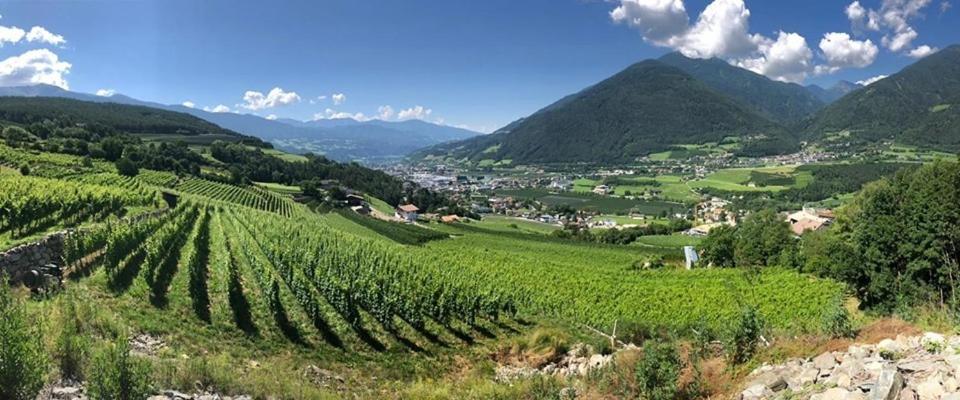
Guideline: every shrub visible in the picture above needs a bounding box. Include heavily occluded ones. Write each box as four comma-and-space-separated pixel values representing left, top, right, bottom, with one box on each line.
0, 278, 48, 400
727, 306, 765, 364
822, 300, 854, 339
56, 293, 90, 380
87, 336, 153, 400
635, 340, 681, 400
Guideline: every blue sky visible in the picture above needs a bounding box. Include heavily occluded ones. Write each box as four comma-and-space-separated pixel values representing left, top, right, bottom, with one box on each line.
0, 0, 955, 132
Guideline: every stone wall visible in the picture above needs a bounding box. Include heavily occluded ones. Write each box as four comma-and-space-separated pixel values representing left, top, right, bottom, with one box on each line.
0, 232, 65, 283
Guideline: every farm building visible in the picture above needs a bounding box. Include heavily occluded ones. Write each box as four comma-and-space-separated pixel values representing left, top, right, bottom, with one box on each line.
786, 208, 834, 236
395, 204, 420, 223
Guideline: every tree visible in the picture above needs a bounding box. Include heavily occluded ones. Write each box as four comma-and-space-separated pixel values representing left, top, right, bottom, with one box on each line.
734, 209, 794, 267
700, 225, 737, 268
116, 157, 139, 177
88, 336, 153, 400
635, 341, 681, 400
100, 136, 126, 161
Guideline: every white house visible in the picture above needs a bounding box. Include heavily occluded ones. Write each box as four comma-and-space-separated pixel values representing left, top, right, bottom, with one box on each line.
395, 204, 420, 223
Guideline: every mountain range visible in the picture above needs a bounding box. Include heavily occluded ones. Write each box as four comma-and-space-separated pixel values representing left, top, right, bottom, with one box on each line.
416, 45, 960, 165
0, 84, 481, 163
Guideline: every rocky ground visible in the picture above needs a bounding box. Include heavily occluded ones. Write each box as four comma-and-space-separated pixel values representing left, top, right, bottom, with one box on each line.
494, 342, 619, 382
741, 332, 960, 400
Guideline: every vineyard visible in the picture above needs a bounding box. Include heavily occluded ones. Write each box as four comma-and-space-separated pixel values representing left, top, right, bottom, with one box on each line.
175, 178, 294, 217
0, 174, 156, 239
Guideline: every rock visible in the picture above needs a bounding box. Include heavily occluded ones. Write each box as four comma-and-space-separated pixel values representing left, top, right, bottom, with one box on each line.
163, 390, 193, 400
870, 367, 904, 400
741, 384, 772, 400
880, 339, 903, 354
750, 371, 788, 392
587, 354, 609, 369
798, 367, 820, 386
899, 360, 940, 373
943, 377, 958, 392
823, 388, 865, 400
940, 395, 960, 400
826, 371, 853, 388
815, 352, 839, 370
897, 388, 917, 400
914, 374, 944, 400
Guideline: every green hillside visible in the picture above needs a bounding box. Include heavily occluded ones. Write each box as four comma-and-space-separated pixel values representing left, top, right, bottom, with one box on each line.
0, 97, 264, 145
804, 45, 960, 150
659, 52, 825, 122
417, 60, 793, 164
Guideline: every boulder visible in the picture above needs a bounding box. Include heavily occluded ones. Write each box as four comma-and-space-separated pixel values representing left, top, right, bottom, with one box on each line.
815, 352, 839, 370
921, 333, 946, 349
914, 374, 943, 400
897, 388, 917, 400
750, 371, 788, 392
869, 367, 904, 400
880, 339, 903, 354
822, 388, 865, 400
898, 360, 941, 373
741, 384, 773, 400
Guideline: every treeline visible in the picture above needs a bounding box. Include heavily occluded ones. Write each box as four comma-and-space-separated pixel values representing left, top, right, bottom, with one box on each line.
702, 163, 914, 211
553, 219, 693, 245
0, 97, 261, 142
701, 161, 960, 314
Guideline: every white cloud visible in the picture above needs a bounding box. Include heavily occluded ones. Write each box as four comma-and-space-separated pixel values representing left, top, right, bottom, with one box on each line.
25, 26, 65, 46
182, 101, 195, 108
943, 1, 953, 13
397, 105, 433, 121
815, 32, 879, 74
736, 31, 813, 83
95, 88, 115, 97
377, 105, 395, 120
0, 25, 25, 46
331, 93, 346, 105
856, 74, 888, 85
204, 104, 231, 113
0, 48, 71, 89
313, 108, 368, 121
240, 87, 300, 110
907, 44, 937, 57
610, 0, 690, 44
846, 0, 935, 53
610, 0, 816, 82
265, 114, 278, 120
309, 95, 328, 105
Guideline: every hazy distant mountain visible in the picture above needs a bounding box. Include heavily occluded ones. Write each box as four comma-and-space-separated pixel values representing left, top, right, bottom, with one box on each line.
0, 85, 482, 163
659, 52, 825, 122
805, 81, 862, 104
416, 60, 793, 164
805, 45, 960, 151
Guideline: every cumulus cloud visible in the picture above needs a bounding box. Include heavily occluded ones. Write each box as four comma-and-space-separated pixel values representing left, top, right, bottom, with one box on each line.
25, 26, 65, 46
377, 105, 395, 120
610, 0, 816, 82
331, 93, 346, 105
204, 104, 231, 113
95, 88, 115, 97
815, 32, 879, 74
736, 32, 813, 83
610, 0, 690, 44
397, 105, 433, 121
182, 101, 195, 108
0, 25, 25, 45
846, 0, 935, 53
240, 87, 300, 110
856, 74, 888, 85
907, 44, 937, 57
0, 48, 71, 89
313, 108, 368, 121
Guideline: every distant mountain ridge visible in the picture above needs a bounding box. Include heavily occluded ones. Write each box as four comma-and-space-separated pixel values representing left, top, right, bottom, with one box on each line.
804, 45, 960, 150
805, 81, 862, 104
415, 59, 794, 164
658, 52, 825, 122
0, 84, 482, 163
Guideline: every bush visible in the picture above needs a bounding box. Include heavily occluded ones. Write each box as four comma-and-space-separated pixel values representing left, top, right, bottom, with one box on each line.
727, 306, 765, 364
115, 157, 139, 177
87, 336, 153, 400
0, 278, 48, 400
635, 341, 681, 400
56, 293, 90, 380
822, 300, 854, 339
18, 163, 30, 176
